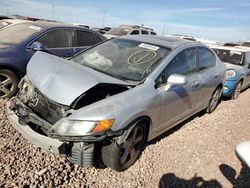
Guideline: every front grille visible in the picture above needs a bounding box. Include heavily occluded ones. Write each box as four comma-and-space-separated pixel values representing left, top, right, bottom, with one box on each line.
27, 88, 68, 124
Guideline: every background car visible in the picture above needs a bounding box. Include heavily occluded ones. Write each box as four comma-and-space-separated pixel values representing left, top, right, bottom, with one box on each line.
7, 36, 226, 171
104, 24, 157, 39
209, 44, 250, 99
0, 19, 29, 30
0, 21, 106, 98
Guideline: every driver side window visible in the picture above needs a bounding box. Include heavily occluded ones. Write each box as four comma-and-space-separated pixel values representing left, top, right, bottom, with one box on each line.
156, 48, 197, 85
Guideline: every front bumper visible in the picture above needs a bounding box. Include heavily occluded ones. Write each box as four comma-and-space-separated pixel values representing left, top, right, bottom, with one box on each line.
6, 98, 122, 167
223, 80, 238, 97
6, 100, 68, 155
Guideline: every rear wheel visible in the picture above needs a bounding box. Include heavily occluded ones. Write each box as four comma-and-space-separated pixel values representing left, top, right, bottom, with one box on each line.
0, 69, 19, 99
206, 87, 221, 114
231, 81, 242, 100
101, 123, 146, 172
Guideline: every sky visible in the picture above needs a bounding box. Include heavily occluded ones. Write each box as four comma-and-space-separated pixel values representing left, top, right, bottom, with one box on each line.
1, 0, 250, 42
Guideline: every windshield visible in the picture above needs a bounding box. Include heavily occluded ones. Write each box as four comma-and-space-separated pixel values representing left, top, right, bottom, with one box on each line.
0, 23, 43, 45
212, 48, 244, 65
0, 20, 11, 30
106, 28, 131, 36
72, 38, 171, 82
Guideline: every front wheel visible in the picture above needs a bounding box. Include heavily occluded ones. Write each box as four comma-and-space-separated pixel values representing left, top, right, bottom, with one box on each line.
0, 69, 19, 99
206, 87, 222, 114
101, 123, 146, 172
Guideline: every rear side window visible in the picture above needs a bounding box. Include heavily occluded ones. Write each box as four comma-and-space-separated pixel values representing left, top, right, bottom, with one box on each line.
141, 30, 148, 35
94, 34, 103, 43
150, 32, 157, 35
36, 29, 72, 48
73, 30, 96, 47
130, 30, 139, 35
199, 47, 216, 70
165, 48, 197, 78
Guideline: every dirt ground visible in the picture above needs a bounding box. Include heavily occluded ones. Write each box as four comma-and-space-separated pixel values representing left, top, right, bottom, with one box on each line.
0, 90, 250, 187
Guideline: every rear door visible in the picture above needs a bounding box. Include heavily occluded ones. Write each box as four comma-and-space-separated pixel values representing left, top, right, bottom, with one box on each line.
156, 48, 202, 130
71, 30, 98, 54
35, 29, 74, 58
197, 47, 219, 108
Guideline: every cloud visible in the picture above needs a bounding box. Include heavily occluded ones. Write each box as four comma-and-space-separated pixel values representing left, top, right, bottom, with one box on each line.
2, 0, 250, 41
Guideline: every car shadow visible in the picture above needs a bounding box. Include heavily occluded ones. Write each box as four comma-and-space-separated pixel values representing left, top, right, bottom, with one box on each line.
219, 163, 250, 188
159, 173, 222, 188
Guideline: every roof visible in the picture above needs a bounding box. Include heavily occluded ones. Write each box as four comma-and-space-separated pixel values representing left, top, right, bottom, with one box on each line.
121, 35, 198, 49
17, 21, 87, 30
208, 44, 250, 53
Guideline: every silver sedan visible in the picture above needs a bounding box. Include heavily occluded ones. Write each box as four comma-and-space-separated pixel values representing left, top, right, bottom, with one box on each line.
7, 36, 226, 171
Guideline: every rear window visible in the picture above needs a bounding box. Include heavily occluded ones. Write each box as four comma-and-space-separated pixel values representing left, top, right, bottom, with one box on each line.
199, 48, 216, 70
212, 48, 243, 65
141, 30, 148, 35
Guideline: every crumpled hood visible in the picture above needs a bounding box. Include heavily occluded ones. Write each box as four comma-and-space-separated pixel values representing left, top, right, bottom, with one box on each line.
224, 62, 244, 72
26, 51, 128, 106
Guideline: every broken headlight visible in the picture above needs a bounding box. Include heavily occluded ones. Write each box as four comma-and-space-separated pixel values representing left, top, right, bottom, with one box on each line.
52, 119, 115, 136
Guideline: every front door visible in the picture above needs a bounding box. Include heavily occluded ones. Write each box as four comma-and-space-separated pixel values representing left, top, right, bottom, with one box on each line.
156, 48, 201, 131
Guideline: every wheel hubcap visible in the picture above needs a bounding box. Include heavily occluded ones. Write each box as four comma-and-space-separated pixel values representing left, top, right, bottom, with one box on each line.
119, 126, 144, 165
0, 74, 14, 97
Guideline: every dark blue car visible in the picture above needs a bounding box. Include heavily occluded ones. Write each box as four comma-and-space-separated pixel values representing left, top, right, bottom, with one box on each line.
0, 21, 106, 98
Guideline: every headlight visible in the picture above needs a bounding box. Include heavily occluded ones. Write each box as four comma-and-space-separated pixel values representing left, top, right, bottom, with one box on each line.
52, 119, 115, 136
226, 69, 236, 78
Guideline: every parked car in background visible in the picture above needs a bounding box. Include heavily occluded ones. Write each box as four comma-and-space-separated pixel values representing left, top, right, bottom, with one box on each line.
209, 44, 250, 99
0, 21, 106, 98
71, 23, 90, 28
104, 25, 157, 39
7, 36, 226, 171
242, 41, 250, 47
0, 19, 29, 30
165, 34, 196, 41
92, 27, 111, 35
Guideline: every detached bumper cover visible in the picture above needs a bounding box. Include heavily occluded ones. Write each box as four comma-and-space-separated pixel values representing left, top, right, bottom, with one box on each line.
6, 101, 67, 155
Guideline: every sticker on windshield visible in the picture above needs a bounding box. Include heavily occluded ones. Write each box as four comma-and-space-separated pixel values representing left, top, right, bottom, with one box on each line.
128, 50, 157, 65
28, 25, 41, 31
139, 43, 159, 51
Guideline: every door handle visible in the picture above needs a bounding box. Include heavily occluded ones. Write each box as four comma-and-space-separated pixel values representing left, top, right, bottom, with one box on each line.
213, 73, 219, 78
191, 81, 200, 88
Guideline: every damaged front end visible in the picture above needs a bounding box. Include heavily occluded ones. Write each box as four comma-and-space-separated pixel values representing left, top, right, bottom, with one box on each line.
7, 76, 131, 167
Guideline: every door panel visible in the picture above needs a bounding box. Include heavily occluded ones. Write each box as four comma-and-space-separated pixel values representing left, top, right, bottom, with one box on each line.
156, 47, 202, 131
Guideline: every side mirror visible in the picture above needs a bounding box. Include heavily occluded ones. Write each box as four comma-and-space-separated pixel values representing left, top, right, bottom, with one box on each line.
29, 42, 46, 51
167, 74, 187, 86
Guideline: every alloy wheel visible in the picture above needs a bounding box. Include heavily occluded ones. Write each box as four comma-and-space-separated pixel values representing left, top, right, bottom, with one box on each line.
0, 74, 15, 98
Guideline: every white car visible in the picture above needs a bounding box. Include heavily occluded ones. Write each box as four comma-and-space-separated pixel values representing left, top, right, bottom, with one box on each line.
0, 19, 30, 30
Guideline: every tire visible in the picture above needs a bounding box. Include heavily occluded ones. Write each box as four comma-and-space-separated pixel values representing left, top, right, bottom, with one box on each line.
206, 86, 222, 114
101, 123, 146, 172
231, 81, 242, 100
0, 69, 19, 99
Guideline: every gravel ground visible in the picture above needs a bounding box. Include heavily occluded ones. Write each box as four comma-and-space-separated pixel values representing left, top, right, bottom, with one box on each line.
1, 90, 250, 187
